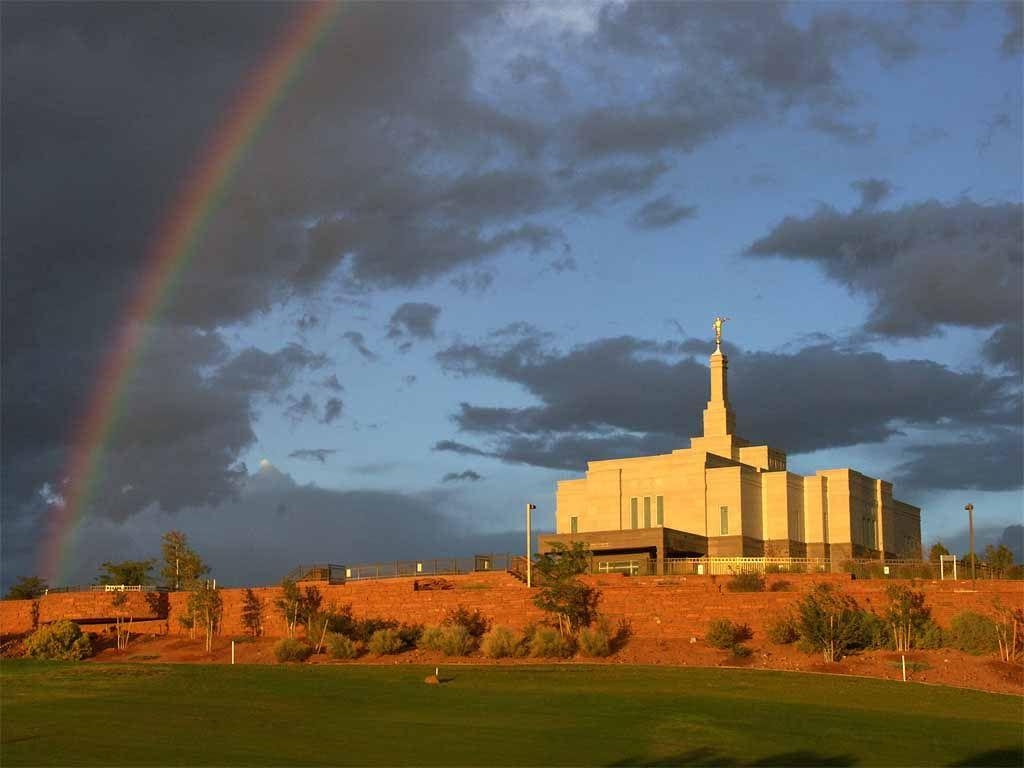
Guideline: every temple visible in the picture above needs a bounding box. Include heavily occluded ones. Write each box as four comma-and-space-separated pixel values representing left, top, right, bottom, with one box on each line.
540, 320, 922, 573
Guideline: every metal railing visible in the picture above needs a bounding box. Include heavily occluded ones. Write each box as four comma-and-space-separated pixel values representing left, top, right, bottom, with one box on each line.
588, 556, 1017, 580
287, 554, 516, 583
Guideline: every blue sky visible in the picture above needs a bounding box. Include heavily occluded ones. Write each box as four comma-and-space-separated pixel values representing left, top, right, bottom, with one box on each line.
2, 1, 1021, 587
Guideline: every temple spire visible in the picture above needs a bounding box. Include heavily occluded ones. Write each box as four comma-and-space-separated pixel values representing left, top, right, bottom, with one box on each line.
703, 316, 735, 436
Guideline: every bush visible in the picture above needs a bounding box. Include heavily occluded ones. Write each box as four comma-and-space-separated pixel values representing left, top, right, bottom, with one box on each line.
325, 632, 360, 659
705, 619, 753, 650
24, 621, 92, 660
918, 620, 944, 650
420, 624, 474, 656
731, 643, 753, 659
726, 572, 766, 592
353, 617, 398, 643
577, 626, 613, 657
948, 612, 999, 655
795, 584, 864, 662
321, 604, 358, 637
481, 627, 526, 659
529, 627, 574, 658
368, 628, 405, 655
851, 610, 889, 651
274, 638, 312, 662
766, 614, 800, 645
443, 606, 491, 639
397, 623, 423, 649
768, 580, 793, 592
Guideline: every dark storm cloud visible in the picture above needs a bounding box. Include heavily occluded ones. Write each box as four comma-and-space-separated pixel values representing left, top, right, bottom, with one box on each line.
342, 331, 377, 362
577, 2, 918, 158
851, 178, 893, 208
323, 374, 345, 392
3, 466, 528, 588
1002, 0, 1023, 55
441, 470, 484, 483
451, 270, 495, 294
507, 53, 567, 101
435, 328, 1021, 486
296, 314, 319, 332
746, 199, 1024, 369
285, 394, 317, 424
807, 114, 877, 145
86, 335, 328, 522
289, 448, 338, 464
387, 303, 442, 342
894, 429, 1023, 493
0, 2, 956, 576
978, 111, 1014, 153
630, 195, 698, 230
322, 397, 344, 425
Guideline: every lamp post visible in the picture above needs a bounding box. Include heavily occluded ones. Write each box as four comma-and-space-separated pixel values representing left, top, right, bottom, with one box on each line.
526, 503, 536, 588
964, 503, 976, 584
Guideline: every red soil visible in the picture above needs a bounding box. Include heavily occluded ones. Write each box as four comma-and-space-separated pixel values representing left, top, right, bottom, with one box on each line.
84, 633, 1024, 696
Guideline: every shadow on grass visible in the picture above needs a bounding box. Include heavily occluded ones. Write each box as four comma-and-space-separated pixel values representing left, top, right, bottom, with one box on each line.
607, 748, 855, 766
947, 748, 1024, 767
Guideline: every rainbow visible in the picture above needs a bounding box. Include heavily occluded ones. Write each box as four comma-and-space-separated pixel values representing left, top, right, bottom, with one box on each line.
39, 1, 341, 583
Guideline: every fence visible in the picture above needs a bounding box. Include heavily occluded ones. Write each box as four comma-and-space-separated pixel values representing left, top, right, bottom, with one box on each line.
288, 554, 517, 583
42, 584, 169, 595
592, 556, 1015, 580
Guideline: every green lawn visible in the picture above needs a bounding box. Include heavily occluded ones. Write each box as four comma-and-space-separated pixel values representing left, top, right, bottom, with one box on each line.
2, 661, 1021, 766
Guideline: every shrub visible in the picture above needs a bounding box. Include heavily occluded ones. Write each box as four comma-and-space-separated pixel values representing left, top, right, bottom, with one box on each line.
705, 619, 753, 650
731, 643, 753, 659
852, 610, 890, 651
325, 632, 360, 659
397, 623, 423, 649
368, 628, 404, 655
726, 572, 766, 592
481, 627, 526, 659
529, 627, 574, 658
274, 638, 312, 662
578, 626, 613, 657
766, 614, 800, 645
795, 584, 864, 662
768, 580, 793, 592
947, 612, 999, 655
24, 621, 92, 660
353, 617, 399, 643
420, 624, 474, 656
321, 604, 358, 637
443, 606, 491, 639
918, 620, 944, 650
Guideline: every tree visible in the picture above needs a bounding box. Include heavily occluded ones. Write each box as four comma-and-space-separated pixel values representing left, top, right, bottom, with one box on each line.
928, 542, 950, 564
111, 591, 133, 650
241, 589, 264, 638
187, 582, 223, 652
984, 544, 1014, 578
883, 584, 931, 652
97, 559, 155, 586
274, 578, 302, 638
532, 542, 600, 637
160, 531, 209, 591
5, 576, 48, 600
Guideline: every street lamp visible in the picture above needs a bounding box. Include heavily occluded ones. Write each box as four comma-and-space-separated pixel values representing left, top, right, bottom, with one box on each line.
964, 503, 976, 583
526, 503, 536, 588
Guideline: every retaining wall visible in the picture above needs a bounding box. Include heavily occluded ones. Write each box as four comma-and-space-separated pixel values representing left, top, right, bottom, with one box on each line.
2, 573, 1021, 640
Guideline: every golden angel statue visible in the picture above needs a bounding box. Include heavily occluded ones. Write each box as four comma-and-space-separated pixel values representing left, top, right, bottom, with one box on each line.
713, 315, 729, 348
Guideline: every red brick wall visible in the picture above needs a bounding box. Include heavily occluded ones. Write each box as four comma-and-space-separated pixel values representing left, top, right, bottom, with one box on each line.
2, 573, 1021, 640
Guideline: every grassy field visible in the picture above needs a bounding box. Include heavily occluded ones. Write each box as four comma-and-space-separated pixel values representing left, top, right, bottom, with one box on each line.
2, 661, 1021, 766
